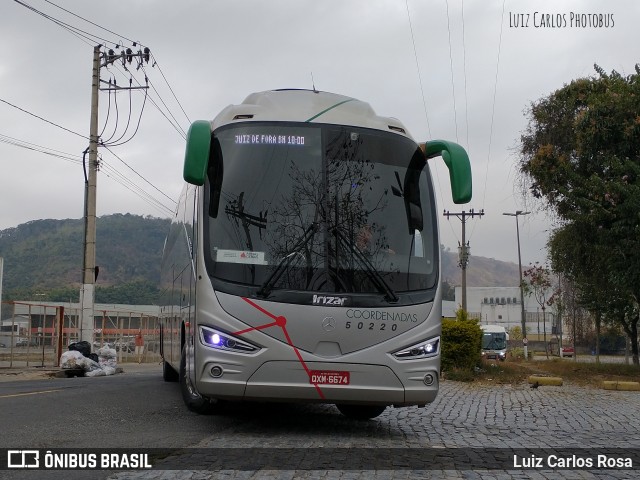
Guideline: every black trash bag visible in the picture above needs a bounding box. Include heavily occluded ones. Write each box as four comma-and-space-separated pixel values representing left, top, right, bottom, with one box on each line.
68, 340, 92, 357
87, 353, 99, 363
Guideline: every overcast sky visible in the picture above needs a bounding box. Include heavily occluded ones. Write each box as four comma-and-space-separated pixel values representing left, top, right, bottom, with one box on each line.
1, 0, 637, 267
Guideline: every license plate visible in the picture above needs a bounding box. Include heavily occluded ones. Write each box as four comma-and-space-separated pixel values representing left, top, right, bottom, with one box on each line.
309, 370, 350, 385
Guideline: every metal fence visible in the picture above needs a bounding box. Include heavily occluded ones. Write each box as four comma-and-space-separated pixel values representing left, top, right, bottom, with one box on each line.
0, 301, 161, 367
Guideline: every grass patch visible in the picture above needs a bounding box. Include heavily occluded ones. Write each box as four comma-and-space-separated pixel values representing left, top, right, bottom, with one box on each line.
443, 368, 477, 382
442, 361, 529, 384
523, 359, 640, 386
457, 357, 640, 386
474, 361, 529, 384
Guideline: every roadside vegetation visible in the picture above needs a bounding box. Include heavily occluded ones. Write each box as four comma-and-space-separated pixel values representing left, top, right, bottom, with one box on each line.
441, 308, 640, 386
446, 356, 640, 387
518, 64, 640, 365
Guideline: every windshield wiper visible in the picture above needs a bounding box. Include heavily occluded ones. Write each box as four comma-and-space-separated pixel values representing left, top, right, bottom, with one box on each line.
257, 223, 319, 298
333, 228, 399, 303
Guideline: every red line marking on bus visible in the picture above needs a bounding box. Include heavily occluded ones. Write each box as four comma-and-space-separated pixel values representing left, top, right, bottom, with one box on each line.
234, 321, 278, 336
242, 297, 278, 321
240, 297, 325, 400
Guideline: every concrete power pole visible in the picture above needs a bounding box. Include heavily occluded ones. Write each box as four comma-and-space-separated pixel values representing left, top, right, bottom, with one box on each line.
79, 45, 151, 343
443, 209, 484, 312
79, 45, 101, 343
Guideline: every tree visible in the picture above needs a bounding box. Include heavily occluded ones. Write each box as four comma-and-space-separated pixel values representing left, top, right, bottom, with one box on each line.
508, 325, 523, 341
518, 64, 640, 365
522, 263, 553, 358
441, 280, 456, 301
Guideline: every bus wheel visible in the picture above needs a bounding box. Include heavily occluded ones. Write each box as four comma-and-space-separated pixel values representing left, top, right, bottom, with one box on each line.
336, 404, 386, 420
180, 344, 220, 414
163, 360, 179, 382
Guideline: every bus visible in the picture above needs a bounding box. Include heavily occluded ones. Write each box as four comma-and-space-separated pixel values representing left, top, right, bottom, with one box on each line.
159, 89, 471, 419
481, 325, 509, 361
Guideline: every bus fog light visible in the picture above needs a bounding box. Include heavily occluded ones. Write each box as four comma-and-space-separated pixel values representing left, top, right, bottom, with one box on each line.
210, 365, 223, 378
423, 373, 435, 385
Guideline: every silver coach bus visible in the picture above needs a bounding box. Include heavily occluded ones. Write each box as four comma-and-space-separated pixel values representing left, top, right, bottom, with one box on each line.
160, 89, 471, 419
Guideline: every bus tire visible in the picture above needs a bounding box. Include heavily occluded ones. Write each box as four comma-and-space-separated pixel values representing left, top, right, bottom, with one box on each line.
163, 360, 179, 382
180, 343, 220, 414
335, 404, 386, 420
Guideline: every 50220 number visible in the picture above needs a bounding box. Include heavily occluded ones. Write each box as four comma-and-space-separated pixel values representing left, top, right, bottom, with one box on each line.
345, 321, 398, 331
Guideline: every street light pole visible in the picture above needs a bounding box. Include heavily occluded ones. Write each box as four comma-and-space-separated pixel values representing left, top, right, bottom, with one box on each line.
503, 211, 530, 359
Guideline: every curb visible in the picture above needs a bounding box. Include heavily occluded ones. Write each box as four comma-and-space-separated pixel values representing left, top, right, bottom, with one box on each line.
602, 381, 640, 391
528, 375, 563, 386
55, 368, 83, 378
54, 366, 127, 378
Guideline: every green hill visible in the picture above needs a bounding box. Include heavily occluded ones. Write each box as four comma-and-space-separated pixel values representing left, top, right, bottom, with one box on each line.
0, 214, 520, 305
0, 214, 170, 304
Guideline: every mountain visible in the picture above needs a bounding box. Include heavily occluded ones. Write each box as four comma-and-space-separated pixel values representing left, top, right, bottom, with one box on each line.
441, 248, 521, 287
0, 215, 520, 304
0, 214, 170, 303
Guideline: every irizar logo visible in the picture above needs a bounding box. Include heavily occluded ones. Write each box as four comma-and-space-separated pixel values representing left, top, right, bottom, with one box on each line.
312, 294, 348, 306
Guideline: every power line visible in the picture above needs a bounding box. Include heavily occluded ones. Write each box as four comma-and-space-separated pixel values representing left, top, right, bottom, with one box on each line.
102, 145, 177, 206
0, 131, 174, 215
101, 78, 150, 147
460, 0, 471, 151
41, 0, 140, 47
0, 98, 87, 139
99, 160, 174, 217
14, 0, 190, 140
481, 0, 507, 212
468, 0, 506, 243
444, 0, 459, 143
0, 81, 175, 213
405, 1, 458, 244
404, 0, 431, 139
0, 133, 82, 164
13, 0, 118, 46
141, 64, 188, 138
111, 62, 186, 139
150, 56, 192, 126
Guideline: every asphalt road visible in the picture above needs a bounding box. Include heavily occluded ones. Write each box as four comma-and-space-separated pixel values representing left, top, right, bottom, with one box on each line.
0, 364, 214, 480
1, 363, 639, 479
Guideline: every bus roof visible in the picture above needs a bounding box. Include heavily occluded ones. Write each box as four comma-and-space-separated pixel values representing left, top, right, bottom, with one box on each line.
481, 325, 507, 333
210, 89, 413, 138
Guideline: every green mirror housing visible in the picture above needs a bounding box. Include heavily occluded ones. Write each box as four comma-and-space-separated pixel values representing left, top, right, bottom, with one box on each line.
183, 120, 212, 186
423, 140, 472, 204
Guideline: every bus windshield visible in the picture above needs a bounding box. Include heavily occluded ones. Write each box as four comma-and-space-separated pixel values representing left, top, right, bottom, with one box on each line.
482, 333, 507, 350
203, 122, 438, 302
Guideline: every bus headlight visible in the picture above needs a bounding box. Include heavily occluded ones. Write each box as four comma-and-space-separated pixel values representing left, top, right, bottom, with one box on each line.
199, 326, 260, 353
392, 336, 440, 360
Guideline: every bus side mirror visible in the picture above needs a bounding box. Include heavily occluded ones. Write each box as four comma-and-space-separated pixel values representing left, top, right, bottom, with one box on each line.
422, 140, 472, 204
183, 120, 212, 186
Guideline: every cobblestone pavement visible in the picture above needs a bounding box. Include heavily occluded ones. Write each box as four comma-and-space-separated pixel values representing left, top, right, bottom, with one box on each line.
108, 379, 640, 480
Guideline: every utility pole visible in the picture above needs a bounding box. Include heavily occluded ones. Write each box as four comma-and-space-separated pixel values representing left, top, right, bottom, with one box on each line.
503, 210, 530, 359
443, 209, 484, 312
79, 45, 100, 343
79, 45, 151, 343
